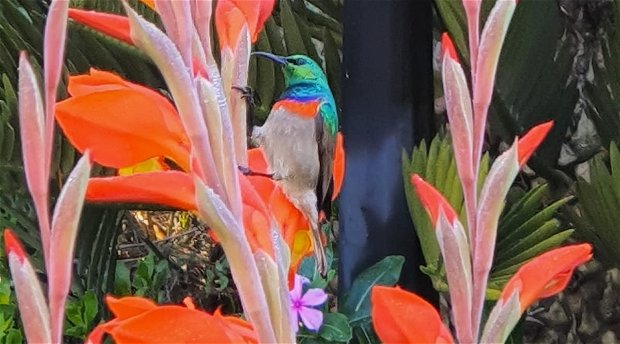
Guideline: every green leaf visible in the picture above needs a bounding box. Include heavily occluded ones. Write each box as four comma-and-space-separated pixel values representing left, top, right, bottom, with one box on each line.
280, 0, 308, 56
574, 143, 620, 268
318, 313, 352, 343
4, 329, 22, 344
340, 255, 404, 326
114, 262, 131, 296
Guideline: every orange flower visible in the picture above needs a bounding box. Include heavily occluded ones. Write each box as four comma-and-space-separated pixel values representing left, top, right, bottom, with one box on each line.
56, 69, 190, 171
371, 286, 454, 344
86, 296, 257, 344
499, 243, 592, 312
215, 0, 275, 48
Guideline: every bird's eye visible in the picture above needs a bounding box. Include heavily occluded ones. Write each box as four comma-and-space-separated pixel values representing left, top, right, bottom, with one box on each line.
296, 58, 306, 65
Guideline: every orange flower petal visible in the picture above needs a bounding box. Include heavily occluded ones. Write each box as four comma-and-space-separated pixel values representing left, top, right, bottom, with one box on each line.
500, 243, 592, 312
68, 9, 133, 45
56, 76, 190, 170
411, 174, 458, 226
88, 297, 257, 344
215, 0, 246, 49
371, 286, 454, 344
108, 306, 245, 343
332, 132, 345, 200
517, 121, 553, 166
240, 174, 274, 257
215, 0, 275, 48
214, 309, 258, 343
441, 32, 458, 62
86, 171, 196, 210
105, 296, 157, 320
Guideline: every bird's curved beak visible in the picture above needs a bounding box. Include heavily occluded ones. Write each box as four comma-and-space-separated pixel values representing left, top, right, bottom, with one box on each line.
251, 51, 287, 65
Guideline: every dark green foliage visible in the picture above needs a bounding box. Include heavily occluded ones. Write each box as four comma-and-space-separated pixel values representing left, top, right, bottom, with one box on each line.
339, 255, 404, 344
114, 251, 170, 303
64, 291, 98, 340
574, 143, 620, 268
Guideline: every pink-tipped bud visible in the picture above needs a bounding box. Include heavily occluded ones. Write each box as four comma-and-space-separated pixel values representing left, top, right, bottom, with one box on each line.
3, 229, 26, 263
441, 33, 459, 62
192, 58, 209, 79
411, 174, 458, 227
517, 121, 553, 167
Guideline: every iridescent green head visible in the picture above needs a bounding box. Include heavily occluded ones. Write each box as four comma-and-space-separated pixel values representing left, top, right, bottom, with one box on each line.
252, 52, 328, 88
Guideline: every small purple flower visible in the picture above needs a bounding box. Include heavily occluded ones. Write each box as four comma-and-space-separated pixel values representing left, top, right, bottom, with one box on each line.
289, 274, 328, 333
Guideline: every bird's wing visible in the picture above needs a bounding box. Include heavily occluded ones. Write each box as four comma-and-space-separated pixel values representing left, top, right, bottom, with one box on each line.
315, 103, 336, 215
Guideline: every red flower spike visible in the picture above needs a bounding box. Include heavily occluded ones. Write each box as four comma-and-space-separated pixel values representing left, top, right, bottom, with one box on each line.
441, 32, 459, 62
517, 121, 553, 167
371, 286, 454, 344
68, 9, 133, 45
500, 243, 592, 312
3, 229, 26, 263
411, 174, 458, 226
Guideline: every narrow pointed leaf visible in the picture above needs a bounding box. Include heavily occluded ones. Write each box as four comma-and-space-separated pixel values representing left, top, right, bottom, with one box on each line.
155, 0, 193, 67
194, 177, 276, 343
196, 77, 241, 219
44, 0, 69, 176
472, 141, 519, 336
472, 0, 517, 165
254, 250, 295, 343
480, 290, 521, 343
230, 27, 251, 165
442, 33, 476, 239
49, 152, 92, 343
18, 53, 51, 260
435, 213, 473, 343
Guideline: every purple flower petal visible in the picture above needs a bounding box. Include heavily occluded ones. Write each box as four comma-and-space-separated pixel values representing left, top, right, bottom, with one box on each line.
290, 305, 300, 334
290, 274, 305, 300
301, 288, 328, 307
299, 306, 324, 332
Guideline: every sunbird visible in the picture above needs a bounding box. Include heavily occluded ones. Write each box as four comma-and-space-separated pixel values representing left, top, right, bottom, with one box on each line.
249, 52, 338, 276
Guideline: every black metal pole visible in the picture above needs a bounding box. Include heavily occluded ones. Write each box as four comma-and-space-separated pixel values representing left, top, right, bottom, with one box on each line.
338, 0, 436, 303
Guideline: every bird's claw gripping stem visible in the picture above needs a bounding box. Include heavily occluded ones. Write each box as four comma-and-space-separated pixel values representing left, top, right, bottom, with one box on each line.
238, 166, 277, 179
232, 86, 261, 107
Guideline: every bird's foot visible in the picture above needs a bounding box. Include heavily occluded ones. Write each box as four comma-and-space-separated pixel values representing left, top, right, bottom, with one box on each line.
238, 166, 277, 179
232, 86, 261, 107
